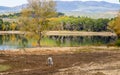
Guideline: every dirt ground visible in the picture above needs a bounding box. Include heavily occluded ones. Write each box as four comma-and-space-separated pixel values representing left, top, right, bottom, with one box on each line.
0, 46, 120, 75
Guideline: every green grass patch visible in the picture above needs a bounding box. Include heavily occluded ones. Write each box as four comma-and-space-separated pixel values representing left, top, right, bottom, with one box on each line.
0, 65, 11, 72
41, 37, 57, 47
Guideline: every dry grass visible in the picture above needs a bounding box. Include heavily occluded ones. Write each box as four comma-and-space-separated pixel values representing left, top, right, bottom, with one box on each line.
0, 31, 116, 36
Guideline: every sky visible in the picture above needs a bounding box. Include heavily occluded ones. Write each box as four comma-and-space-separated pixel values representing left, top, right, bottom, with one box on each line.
0, 0, 119, 7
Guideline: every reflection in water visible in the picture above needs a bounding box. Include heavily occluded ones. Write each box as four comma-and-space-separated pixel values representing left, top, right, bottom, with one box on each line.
0, 34, 29, 50
49, 36, 116, 47
0, 34, 117, 50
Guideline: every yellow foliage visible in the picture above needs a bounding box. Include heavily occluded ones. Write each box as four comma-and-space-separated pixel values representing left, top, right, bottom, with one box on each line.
2, 24, 6, 30
10, 22, 16, 30
32, 42, 37, 47
108, 12, 120, 36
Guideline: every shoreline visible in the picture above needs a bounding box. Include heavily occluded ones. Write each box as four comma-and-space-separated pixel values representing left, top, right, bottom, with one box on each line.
0, 31, 117, 36
1, 46, 120, 55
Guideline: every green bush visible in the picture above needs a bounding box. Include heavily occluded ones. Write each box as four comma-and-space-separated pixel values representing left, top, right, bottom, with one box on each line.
115, 39, 120, 46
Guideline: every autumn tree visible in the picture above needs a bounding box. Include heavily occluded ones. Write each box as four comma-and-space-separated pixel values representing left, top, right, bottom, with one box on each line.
2, 22, 10, 31
108, 0, 120, 39
108, 12, 120, 39
19, 0, 56, 46
10, 22, 17, 31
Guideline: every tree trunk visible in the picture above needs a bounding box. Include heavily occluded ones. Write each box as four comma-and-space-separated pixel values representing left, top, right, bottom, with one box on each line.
38, 32, 42, 47
38, 38, 41, 47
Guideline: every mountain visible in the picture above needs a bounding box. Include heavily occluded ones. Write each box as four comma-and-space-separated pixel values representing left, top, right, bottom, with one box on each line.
56, 1, 120, 12
56, 1, 120, 18
0, 6, 10, 13
0, 4, 26, 13
0, 1, 120, 18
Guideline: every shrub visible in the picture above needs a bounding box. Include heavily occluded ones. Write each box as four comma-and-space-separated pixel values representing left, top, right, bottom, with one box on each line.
115, 39, 120, 46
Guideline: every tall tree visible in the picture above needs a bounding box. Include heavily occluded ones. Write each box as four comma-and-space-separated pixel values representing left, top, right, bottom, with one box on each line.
108, 12, 120, 39
19, 0, 56, 46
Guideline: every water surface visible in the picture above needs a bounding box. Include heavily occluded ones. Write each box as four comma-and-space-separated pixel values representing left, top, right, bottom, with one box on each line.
0, 34, 117, 50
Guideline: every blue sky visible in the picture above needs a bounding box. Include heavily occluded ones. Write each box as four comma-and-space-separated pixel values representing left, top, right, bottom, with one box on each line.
0, 0, 119, 7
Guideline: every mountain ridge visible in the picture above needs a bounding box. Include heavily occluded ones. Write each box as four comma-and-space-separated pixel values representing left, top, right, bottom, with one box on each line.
0, 1, 120, 18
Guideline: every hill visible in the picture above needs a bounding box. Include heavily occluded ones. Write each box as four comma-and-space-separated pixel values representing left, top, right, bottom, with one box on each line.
56, 1, 120, 18
0, 1, 120, 18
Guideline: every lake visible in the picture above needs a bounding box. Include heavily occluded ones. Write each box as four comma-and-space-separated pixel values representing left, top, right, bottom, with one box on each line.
0, 34, 117, 50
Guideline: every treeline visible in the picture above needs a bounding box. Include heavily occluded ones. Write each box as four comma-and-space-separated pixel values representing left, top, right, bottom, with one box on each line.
0, 16, 112, 32
49, 16, 111, 32
0, 13, 21, 18
0, 19, 18, 31
0, 12, 64, 18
